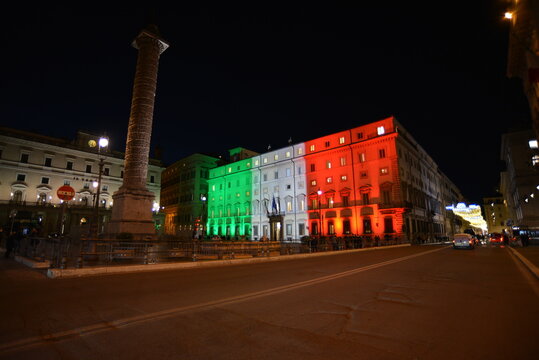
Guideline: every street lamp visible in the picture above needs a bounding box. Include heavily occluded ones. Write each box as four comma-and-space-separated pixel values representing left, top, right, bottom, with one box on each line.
317, 188, 323, 237
200, 195, 207, 240
93, 136, 109, 236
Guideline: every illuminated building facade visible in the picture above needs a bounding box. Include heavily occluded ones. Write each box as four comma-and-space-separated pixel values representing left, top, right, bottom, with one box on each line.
482, 196, 510, 234
207, 116, 462, 242
250, 143, 308, 241
207, 148, 259, 239
0, 127, 164, 236
161, 153, 220, 238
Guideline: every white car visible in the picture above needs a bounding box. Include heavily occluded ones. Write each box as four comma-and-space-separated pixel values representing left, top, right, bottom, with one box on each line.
452, 233, 475, 249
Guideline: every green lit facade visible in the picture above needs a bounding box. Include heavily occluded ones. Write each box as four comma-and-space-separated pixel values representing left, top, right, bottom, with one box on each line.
207, 158, 254, 239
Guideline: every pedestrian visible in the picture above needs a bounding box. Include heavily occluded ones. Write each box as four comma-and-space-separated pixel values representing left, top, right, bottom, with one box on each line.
521, 233, 530, 247
5, 231, 16, 258
502, 231, 509, 246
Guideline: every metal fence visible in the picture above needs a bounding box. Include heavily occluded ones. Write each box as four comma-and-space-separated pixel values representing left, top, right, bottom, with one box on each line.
11, 235, 409, 269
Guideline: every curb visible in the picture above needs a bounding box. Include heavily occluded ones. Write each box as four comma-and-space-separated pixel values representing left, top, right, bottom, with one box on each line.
46, 243, 411, 279
508, 246, 539, 280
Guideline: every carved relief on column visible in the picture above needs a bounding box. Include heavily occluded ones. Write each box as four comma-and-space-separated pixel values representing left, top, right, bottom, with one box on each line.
122, 29, 169, 191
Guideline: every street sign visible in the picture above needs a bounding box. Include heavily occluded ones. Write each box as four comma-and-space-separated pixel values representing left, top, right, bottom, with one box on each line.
57, 185, 76, 201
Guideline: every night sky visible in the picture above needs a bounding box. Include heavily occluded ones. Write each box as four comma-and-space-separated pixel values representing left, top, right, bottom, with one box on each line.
1, 3, 532, 204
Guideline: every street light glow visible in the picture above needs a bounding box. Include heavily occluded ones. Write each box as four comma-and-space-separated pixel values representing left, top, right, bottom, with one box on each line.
504, 11, 513, 19
98, 137, 109, 148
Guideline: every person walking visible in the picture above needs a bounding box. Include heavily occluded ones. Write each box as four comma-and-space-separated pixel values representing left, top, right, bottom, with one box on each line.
5, 231, 16, 259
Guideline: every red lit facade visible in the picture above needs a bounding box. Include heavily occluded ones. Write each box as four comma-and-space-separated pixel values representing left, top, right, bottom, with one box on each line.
305, 117, 406, 239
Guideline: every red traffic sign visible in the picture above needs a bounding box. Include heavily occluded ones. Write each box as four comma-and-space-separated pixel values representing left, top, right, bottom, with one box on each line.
57, 185, 76, 201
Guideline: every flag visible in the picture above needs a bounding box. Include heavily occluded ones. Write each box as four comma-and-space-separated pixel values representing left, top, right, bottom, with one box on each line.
272, 195, 278, 214
267, 144, 271, 150
288, 137, 292, 144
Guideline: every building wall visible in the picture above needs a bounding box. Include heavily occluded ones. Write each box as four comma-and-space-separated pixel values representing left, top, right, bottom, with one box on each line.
0, 128, 164, 236
161, 153, 220, 237
500, 129, 539, 229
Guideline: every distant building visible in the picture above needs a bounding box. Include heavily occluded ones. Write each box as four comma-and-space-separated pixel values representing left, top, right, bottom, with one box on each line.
482, 196, 510, 234
499, 129, 539, 234
0, 127, 164, 236
207, 116, 465, 242
160, 153, 221, 238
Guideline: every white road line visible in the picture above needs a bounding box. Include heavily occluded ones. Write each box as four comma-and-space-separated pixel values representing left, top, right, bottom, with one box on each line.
0, 246, 447, 354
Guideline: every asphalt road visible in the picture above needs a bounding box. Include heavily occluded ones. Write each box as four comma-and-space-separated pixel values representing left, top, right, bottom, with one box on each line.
1, 244, 538, 359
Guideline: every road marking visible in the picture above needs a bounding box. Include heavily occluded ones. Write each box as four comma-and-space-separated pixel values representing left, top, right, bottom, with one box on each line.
0, 246, 448, 354
506, 247, 539, 299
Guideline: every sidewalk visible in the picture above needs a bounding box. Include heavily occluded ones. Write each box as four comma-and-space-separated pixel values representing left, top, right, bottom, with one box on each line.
10, 244, 413, 279
509, 245, 539, 279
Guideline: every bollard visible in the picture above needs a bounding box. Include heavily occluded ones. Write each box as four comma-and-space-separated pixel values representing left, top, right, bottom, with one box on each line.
143, 254, 148, 265
192, 253, 197, 262
76, 256, 83, 268
60, 256, 67, 269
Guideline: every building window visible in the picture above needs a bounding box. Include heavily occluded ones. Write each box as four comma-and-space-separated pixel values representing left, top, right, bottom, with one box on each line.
342, 195, 349, 207
326, 177, 333, 184
16, 174, 26, 182
83, 183, 90, 189
359, 153, 366, 162
20, 153, 29, 163
255, 159, 259, 166
340, 157, 346, 166
103, 185, 109, 191
533, 155, 539, 166
298, 223, 305, 236
328, 197, 334, 208
310, 145, 315, 152
339, 136, 345, 144
66, 161, 73, 170
287, 200, 293, 212
377, 126, 385, 135
311, 180, 317, 186
263, 174, 268, 181
297, 148, 303, 155
286, 184, 291, 190
44, 157, 52, 167
380, 167, 389, 175
41, 177, 49, 184
310, 164, 316, 172
341, 175, 347, 181
357, 132, 363, 140
286, 224, 292, 235
285, 151, 291, 158
274, 154, 279, 161
121, 170, 124, 178
263, 157, 268, 164
325, 141, 330, 147
274, 171, 279, 179
104, 168, 110, 176
529, 140, 538, 149
382, 189, 391, 204
253, 225, 258, 237
64, 180, 70, 185
86, 164, 92, 173
362, 193, 370, 205
360, 171, 367, 178
326, 161, 332, 169
379, 149, 386, 158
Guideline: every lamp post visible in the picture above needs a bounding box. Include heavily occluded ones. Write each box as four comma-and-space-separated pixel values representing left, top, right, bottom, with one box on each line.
92, 137, 108, 237
200, 195, 207, 240
317, 188, 323, 237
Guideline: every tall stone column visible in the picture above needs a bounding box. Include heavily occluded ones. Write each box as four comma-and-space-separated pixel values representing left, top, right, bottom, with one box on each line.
108, 25, 169, 239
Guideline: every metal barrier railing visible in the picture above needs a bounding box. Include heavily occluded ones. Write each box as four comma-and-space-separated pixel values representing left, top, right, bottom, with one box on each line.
12, 235, 409, 269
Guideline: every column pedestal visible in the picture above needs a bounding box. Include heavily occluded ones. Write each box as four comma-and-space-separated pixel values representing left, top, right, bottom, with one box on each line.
107, 188, 156, 239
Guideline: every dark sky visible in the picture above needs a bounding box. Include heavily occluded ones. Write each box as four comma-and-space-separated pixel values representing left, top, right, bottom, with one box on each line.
1, 3, 532, 204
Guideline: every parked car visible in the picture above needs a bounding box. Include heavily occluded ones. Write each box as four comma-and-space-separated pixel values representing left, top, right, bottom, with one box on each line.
452, 233, 475, 249
489, 233, 503, 246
